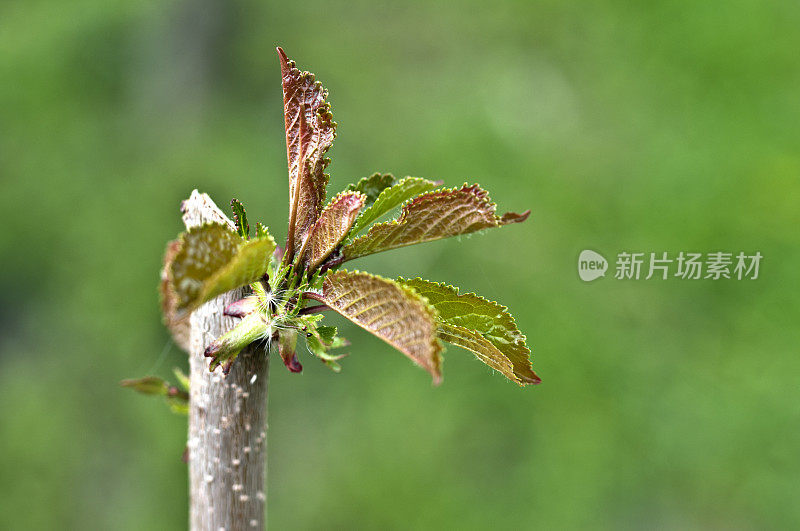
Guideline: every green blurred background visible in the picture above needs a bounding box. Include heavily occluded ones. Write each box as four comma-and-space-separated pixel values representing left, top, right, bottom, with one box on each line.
2, 0, 799, 529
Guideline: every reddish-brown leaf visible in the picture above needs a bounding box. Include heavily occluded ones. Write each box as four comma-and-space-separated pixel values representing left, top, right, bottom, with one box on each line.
160, 239, 190, 351
305, 270, 443, 383
278, 47, 337, 257
340, 184, 529, 261
299, 191, 366, 271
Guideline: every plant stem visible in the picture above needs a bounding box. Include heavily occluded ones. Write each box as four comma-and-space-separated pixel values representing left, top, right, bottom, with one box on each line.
182, 190, 270, 531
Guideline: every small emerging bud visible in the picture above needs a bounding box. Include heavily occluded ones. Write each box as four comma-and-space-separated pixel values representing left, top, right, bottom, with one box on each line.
204, 312, 268, 374
284, 353, 303, 373
204, 341, 222, 358
278, 329, 302, 374
167, 386, 189, 401
224, 297, 258, 318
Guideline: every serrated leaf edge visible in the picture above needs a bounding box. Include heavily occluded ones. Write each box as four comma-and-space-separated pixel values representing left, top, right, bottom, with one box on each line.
315, 269, 444, 383
398, 276, 539, 385
342, 183, 528, 260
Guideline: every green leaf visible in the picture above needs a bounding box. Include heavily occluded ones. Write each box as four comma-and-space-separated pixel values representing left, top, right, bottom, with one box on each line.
278, 47, 337, 257
347, 176, 440, 237
305, 270, 443, 383
341, 184, 529, 261
318, 325, 349, 349
437, 324, 516, 377
230, 198, 250, 238
173, 367, 190, 392
166, 398, 189, 415
398, 277, 539, 385
168, 223, 276, 314
121, 376, 189, 415
299, 190, 366, 270
302, 322, 348, 372
120, 376, 169, 396
346, 173, 396, 207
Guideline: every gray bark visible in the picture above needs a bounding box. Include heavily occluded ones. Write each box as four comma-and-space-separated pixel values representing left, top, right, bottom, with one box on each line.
182, 190, 269, 531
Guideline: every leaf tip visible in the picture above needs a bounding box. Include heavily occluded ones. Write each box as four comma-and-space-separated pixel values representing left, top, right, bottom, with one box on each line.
500, 209, 531, 224
520, 372, 542, 385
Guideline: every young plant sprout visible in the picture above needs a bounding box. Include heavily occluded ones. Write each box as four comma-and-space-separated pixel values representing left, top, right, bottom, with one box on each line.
123, 47, 539, 528
126, 47, 539, 398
